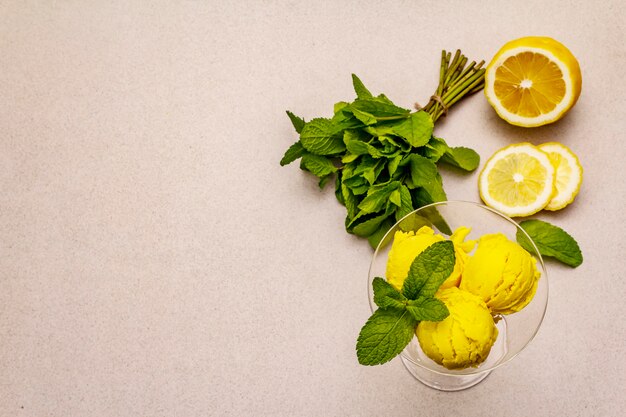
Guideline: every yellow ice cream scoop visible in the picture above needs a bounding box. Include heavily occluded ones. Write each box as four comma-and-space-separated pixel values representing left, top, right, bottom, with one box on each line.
416, 287, 498, 370
460, 233, 540, 315
386, 226, 476, 292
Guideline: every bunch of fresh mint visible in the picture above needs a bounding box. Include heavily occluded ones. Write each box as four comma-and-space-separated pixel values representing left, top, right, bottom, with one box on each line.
281, 74, 480, 248
357, 240, 455, 365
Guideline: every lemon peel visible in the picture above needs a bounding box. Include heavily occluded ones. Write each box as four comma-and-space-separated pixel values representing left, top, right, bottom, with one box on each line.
538, 142, 583, 211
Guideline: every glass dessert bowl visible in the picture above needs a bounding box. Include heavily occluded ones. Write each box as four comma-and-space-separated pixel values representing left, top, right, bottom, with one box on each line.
367, 201, 548, 391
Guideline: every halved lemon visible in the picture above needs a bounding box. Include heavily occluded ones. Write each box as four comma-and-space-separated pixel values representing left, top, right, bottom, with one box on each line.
538, 142, 583, 210
479, 143, 555, 217
485, 36, 582, 127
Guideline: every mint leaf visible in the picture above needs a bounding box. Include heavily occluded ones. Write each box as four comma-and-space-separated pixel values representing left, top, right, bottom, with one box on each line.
376, 138, 402, 158
341, 183, 359, 220
517, 219, 583, 267
351, 211, 391, 237
361, 161, 384, 185
350, 98, 410, 118
388, 189, 401, 207
409, 175, 447, 204
344, 131, 385, 159
423, 136, 448, 161
349, 183, 370, 196
405, 154, 438, 189
351, 107, 378, 125
365, 143, 386, 159
345, 139, 370, 156
358, 181, 400, 214
365, 123, 397, 138
395, 185, 414, 222
343, 174, 367, 191
343, 129, 370, 152
372, 277, 407, 310
387, 155, 402, 177
352, 74, 373, 99
333, 101, 349, 114
402, 240, 455, 299
300, 154, 337, 178
286, 110, 305, 133
392, 111, 433, 148
331, 107, 363, 131
280, 141, 306, 166
404, 155, 447, 202
424, 173, 447, 202
300, 118, 346, 155
356, 308, 416, 366
406, 296, 449, 321
375, 93, 396, 105
378, 135, 409, 152
441, 146, 480, 171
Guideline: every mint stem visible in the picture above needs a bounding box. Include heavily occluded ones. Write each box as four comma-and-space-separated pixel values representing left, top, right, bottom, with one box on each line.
422, 50, 486, 123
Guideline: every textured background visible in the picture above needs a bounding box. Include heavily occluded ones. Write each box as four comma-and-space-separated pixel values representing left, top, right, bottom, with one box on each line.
1, 1, 625, 416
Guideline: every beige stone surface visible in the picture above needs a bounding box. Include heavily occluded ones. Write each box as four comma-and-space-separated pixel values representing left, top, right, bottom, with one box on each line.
1, 1, 625, 416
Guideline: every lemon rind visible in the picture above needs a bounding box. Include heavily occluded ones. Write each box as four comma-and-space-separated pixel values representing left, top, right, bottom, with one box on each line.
538, 142, 583, 211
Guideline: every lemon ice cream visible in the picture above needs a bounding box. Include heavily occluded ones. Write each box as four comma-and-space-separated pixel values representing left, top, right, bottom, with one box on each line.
460, 233, 540, 315
386, 226, 475, 292
416, 287, 498, 370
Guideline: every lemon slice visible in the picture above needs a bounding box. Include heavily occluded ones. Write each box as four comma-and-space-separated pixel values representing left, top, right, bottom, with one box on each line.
479, 143, 555, 217
485, 36, 582, 127
538, 142, 583, 210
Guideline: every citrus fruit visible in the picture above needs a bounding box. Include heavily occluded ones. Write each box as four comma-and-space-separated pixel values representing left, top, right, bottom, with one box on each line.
478, 143, 555, 217
538, 142, 583, 210
484, 36, 582, 127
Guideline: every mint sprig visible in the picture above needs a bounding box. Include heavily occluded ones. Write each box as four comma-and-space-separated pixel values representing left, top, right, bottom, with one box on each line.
281, 53, 484, 248
517, 219, 583, 268
357, 241, 455, 366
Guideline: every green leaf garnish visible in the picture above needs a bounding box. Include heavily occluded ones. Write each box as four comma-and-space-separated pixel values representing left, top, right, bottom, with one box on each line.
402, 240, 455, 299
394, 185, 414, 222
440, 146, 480, 171
351, 211, 391, 237
357, 182, 401, 214
286, 110, 305, 133
280, 141, 306, 166
372, 277, 407, 310
299, 154, 337, 178
357, 240, 454, 366
406, 296, 450, 321
349, 97, 410, 119
517, 219, 583, 267
351, 74, 373, 99
392, 111, 433, 147
299, 118, 345, 155
356, 309, 416, 366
